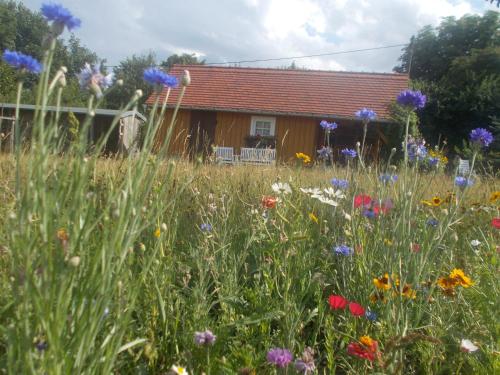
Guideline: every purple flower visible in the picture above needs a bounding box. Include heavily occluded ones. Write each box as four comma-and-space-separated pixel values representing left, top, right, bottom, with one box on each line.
77, 63, 114, 98
455, 176, 474, 189
365, 310, 377, 322
194, 330, 216, 346
320, 120, 338, 132
341, 148, 357, 158
200, 223, 212, 232
143, 68, 179, 88
428, 157, 439, 166
363, 209, 376, 219
317, 146, 332, 159
267, 348, 293, 368
41, 3, 81, 31
407, 137, 427, 161
2, 49, 42, 74
333, 244, 353, 256
379, 174, 398, 184
397, 89, 426, 109
331, 178, 349, 190
469, 128, 493, 148
294, 348, 316, 374
355, 108, 377, 122
426, 218, 439, 227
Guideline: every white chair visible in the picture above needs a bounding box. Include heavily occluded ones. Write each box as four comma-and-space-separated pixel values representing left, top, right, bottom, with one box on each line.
214, 146, 234, 164
458, 158, 470, 175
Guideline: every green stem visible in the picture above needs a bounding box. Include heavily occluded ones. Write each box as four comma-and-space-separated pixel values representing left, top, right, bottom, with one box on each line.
14, 80, 23, 200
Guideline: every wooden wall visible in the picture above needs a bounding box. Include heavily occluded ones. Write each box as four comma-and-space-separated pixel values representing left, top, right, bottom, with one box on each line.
276, 116, 319, 162
154, 109, 191, 156
214, 112, 251, 153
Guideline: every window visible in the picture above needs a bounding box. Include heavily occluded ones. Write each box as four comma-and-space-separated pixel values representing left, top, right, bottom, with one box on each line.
250, 116, 276, 137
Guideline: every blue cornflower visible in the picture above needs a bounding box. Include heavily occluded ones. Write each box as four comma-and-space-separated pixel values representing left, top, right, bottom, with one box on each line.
320, 120, 338, 132
341, 148, 357, 158
396, 89, 426, 109
428, 157, 439, 166
2, 49, 42, 74
362, 209, 376, 219
407, 139, 427, 161
355, 108, 377, 122
365, 310, 377, 322
333, 244, 353, 256
200, 223, 212, 232
77, 63, 114, 98
317, 146, 332, 159
143, 68, 179, 89
469, 128, 494, 148
455, 176, 474, 189
41, 3, 81, 31
379, 174, 398, 184
331, 178, 349, 190
426, 218, 439, 227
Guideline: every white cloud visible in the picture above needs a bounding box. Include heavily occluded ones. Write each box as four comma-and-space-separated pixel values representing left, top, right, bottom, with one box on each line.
20, 0, 492, 72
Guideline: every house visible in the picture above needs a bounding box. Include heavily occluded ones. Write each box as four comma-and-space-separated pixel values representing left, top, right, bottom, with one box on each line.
146, 65, 409, 163
0, 103, 145, 154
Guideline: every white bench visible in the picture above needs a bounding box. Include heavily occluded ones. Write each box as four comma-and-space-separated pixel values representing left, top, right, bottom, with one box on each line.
239, 147, 276, 165
214, 146, 235, 164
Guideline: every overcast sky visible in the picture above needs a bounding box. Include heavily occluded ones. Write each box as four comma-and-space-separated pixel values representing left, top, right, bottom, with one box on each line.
22, 0, 496, 72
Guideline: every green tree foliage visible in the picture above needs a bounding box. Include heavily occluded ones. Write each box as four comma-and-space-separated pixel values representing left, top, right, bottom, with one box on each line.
105, 53, 156, 109
394, 11, 500, 153
0, 0, 100, 104
160, 53, 205, 70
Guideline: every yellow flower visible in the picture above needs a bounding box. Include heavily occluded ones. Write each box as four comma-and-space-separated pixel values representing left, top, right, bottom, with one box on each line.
360, 336, 375, 347
373, 273, 391, 290
490, 191, 500, 203
384, 238, 393, 246
154, 228, 161, 238
296, 152, 311, 164
309, 212, 319, 224
450, 268, 474, 288
437, 276, 458, 290
369, 292, 387, 304
432, 196, 442, 206
421, 200, 434, 207
401, 284, 417, 299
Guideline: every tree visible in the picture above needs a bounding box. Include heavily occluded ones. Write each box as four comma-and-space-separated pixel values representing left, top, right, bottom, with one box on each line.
394, 11, 500, 152
160, 53, 204, 70
106, 53, 157, 109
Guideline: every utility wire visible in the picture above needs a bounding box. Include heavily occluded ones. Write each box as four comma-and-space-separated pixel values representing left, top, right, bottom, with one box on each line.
104, 43, 408, 68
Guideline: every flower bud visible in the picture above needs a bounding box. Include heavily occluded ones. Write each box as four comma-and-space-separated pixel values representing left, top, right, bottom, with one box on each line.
116, 79, 124, 86
181, 70, 191, 86
68, 256, 81, 267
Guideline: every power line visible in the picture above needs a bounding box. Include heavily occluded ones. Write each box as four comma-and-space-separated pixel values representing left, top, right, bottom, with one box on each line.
104, 43, 408, 68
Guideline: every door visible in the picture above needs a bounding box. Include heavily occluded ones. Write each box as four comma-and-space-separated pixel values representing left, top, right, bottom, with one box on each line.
189, 110, 216, 159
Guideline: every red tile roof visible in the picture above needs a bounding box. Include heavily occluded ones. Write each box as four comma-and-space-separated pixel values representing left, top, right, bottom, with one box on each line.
146, 65, 408, 120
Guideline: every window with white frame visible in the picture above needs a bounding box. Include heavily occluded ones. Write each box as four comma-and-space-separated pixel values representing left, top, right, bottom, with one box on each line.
250, 116, 276, 137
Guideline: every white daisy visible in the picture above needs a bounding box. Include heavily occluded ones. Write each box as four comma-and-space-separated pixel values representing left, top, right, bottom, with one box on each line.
171, 365, 189, 375
272, 182, 292, 195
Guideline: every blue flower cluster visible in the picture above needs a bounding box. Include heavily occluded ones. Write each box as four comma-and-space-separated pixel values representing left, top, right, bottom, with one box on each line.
143, 68, 179, 88
41, 3, 81, 31
397, 89, 426, 109
469, 128, 493, 148
320, 120, 338, 132
2, 49, 42, 74
341, 148, 357, 158
331, 178, 349, 190
379, 174, 398, 184
355, 108, 377, 122
333, 244, 353, 256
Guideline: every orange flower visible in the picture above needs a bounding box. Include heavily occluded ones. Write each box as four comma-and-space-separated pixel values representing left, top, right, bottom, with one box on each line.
450, 268, 474, 288
401, 284, 417, 299
261, 196, 278, 209
437, 276, 458, 290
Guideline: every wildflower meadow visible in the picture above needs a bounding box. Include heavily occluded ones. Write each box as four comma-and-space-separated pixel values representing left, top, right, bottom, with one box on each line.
0, 4, 499, 375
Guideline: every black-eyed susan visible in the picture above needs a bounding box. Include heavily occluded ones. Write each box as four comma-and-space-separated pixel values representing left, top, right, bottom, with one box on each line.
437, 276, 459, 290
432, 196, 442, 206
401, 284, 417, 299
450, 268, 474, 288
369, 292, 387, 304
373, 273, 391, 290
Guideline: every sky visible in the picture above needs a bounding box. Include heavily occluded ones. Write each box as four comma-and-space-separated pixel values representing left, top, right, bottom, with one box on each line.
22, 0, 497, 72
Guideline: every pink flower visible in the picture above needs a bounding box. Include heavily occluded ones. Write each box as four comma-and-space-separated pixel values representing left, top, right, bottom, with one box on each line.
492, 217, 500, 229
354, 195, 372, 209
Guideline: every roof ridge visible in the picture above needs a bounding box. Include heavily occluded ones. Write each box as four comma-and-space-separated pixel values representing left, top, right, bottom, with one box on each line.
170, 64, 408, 77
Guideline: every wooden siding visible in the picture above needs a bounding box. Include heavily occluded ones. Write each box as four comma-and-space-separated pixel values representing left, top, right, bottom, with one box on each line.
214, 112, 251, 153
276, 116, 318, 162
154, 109, 191, 156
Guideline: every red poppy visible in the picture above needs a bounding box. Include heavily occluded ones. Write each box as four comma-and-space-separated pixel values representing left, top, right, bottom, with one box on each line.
328, 295, 348, 310
261, 196, 277, 209
347, 342, 377, 362
492, 217, 500, 229
348, 302, 365, 317
354, 194, 372, 208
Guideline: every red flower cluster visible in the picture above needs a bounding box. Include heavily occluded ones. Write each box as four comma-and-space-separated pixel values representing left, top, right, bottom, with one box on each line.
328, 295, 365, 317
354, 195, 393, 218
261, 196, 277, 209
347, 337, 380, 362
